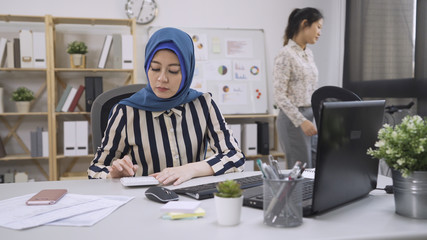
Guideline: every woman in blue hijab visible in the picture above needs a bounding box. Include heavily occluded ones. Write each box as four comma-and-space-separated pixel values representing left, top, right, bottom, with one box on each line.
88, 28, 245, 185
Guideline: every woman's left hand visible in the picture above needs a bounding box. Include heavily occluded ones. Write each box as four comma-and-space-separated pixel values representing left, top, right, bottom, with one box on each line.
151, 161, 214, 186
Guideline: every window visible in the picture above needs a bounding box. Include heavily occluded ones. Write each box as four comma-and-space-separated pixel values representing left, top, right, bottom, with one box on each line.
344, 0, 427, 116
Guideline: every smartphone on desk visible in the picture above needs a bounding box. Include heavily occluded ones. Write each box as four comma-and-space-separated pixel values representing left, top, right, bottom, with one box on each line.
26, 189, 68, 205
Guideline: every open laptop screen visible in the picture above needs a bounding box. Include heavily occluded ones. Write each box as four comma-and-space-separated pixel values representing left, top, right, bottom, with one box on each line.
311, 100, 385, 214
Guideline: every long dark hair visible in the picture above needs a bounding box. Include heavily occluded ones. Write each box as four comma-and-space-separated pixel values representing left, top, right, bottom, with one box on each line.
284, 7, 323, 46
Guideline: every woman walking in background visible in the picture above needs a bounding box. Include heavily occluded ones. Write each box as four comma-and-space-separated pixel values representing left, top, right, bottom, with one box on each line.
273, 7, 323, 168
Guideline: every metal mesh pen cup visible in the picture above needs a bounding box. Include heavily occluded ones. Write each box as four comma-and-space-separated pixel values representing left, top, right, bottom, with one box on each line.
263, 177, 303, 227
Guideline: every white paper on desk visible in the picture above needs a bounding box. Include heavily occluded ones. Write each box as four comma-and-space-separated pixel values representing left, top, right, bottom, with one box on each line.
47, 195, 133, 227
0, 194, 133, 230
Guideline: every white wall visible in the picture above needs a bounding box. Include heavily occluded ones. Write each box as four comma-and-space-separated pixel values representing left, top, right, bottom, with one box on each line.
0, 0, 345, 179
0, 0, 345, 108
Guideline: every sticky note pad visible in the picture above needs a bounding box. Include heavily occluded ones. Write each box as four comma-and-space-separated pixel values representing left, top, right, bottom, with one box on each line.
160, 201, 201, 213
162, 207, 206, 220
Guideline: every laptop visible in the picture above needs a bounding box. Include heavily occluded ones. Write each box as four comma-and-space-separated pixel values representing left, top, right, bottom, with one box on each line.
243, 100, 385, 217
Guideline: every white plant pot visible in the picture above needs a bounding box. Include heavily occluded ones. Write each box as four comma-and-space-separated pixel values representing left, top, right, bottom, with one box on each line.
214, 195, 243, 226
72, 54, 83, 66
16, 101, 31, 113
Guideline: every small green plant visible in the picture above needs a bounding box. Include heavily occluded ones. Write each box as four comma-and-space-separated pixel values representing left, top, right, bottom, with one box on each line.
66, 41, 88, 54
215, 180, 242, 198
11, 87, 35, 101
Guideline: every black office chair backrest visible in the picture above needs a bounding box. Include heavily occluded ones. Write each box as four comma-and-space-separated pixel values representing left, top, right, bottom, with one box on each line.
311, 86, 361, 128
91, 84, 146, 152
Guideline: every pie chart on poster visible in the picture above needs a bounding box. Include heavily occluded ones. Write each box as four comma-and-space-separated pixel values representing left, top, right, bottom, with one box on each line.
218, 65, 228, 75
250, 66, 259, 75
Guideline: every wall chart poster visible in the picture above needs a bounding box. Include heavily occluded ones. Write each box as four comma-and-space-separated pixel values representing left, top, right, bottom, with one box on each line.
148, 27, 268, 114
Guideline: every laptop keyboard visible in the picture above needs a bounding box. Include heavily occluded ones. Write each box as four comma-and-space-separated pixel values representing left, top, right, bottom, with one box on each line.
173, 174, 263, 200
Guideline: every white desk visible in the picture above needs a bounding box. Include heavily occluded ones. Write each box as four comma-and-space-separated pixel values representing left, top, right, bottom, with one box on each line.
0, 172, 426, 240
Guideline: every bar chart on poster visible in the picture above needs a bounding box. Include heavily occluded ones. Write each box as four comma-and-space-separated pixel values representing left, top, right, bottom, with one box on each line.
148, 27, 268, 114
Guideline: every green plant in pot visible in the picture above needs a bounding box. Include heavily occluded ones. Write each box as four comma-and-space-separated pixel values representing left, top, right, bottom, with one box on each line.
368, 115, 427, 219
67, 41, 88, 68
11, 87, 35, 113
214, 180, 243, 226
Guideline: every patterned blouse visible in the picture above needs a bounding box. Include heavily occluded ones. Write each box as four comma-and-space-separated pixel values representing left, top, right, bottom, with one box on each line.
273, 39, 318, 127
88, 92, 245, 179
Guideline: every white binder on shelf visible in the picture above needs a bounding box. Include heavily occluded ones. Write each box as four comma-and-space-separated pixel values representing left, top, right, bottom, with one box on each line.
42, 130, 49, 157
242, 123, 258, 156
19, 29, 33, 68
121, 34, 133, 69
64, 121, 76, 156
106, 34, 122, 69
61, 87, 77, 112
97, 35, 113, 68
32, 32, 46, 68
6, 40, 14, 68
0, 38, 7, 68
75, 121, 88, 156
228, 124, 242, 148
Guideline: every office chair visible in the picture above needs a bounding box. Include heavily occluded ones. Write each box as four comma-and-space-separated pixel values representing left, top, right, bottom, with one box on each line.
91, 84, 146, 152
311, 86, 361, 128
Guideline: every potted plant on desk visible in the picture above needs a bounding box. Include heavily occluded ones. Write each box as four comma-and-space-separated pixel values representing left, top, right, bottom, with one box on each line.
67, 41, 88, 68
368, 115, 427, 219
214, 180, 243, 226
11, 87, 35, 113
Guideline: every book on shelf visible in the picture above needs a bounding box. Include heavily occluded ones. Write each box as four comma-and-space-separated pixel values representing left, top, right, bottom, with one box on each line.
68, 85, 85, 112
6, 40, 14, 68
42, 130, 48, 157
56, 85, 72, 112
30, 127, 43, 157
97, 35, 113, 69
19, 29, 33, 68
0, 37, 7, 68
106, 34, 122, 69
32, 32, 46, 68
0, 136, 6, 158
13, 38, 20, 68
85, 76, 103, 112
121, 34, 133, 69
61, 87, 77, 112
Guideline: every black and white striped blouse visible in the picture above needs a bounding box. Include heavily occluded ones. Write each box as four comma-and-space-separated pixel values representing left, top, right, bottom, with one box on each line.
88, 93, 245, 179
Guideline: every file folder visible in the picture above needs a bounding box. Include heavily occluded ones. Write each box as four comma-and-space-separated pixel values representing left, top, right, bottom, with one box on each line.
32, 32, 46, 68
13, 38, 20, 68
0, 38, 7, 68
106, 34, 122, 69
97, 35, 113, 69
75, 121, 88, 155
6, 40, 14, 68
19, 29, 33, 68
121, 34, 133, 69
64, 121, 76, 156
228, 124, 241, 148
242, 123, 257, 156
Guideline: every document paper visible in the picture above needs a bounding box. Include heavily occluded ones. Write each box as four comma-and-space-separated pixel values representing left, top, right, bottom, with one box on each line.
0, 194, 133, 230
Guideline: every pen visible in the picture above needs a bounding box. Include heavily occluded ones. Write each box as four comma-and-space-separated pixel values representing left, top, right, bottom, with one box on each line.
256, 159, 267, 178
268, 155, 282, 179
288, 161, 302, 180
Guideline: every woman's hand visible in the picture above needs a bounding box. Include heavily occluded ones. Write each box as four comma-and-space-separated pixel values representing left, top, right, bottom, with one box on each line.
107, 155, 139, 178
151, 161, 214, 186
300, 120, 318, 136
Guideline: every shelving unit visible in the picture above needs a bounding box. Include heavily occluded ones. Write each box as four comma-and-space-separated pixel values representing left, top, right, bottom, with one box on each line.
0, 14, 136, 181
1, 14, 282, 181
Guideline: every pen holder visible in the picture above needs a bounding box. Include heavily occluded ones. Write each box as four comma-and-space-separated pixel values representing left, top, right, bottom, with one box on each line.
263, 177, 304, 228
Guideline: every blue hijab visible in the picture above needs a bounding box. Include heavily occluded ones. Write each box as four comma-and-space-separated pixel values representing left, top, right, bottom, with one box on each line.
119, 27, 203, 112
